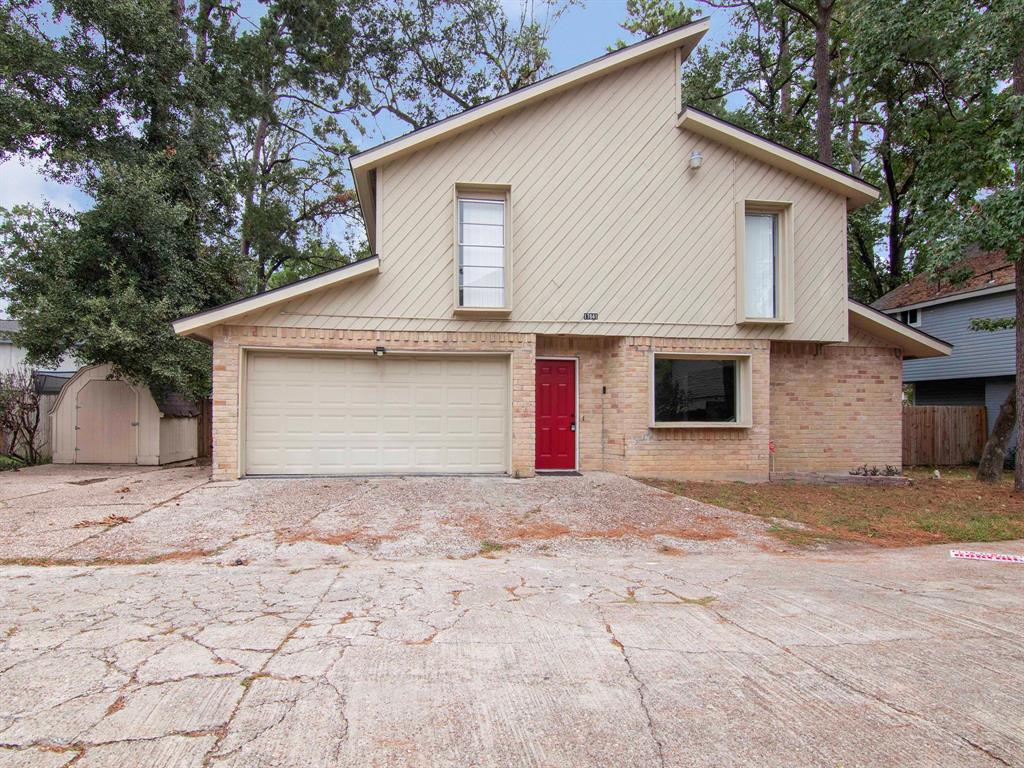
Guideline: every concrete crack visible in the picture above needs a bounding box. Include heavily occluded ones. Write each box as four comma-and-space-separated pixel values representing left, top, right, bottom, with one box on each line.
599, 609, 666, 768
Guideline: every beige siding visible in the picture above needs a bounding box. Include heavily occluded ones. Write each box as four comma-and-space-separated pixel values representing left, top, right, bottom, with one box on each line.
159, 416, 199, 465
242, 51, 848, 342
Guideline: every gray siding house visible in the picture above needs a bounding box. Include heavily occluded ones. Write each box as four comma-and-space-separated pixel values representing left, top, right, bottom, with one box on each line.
874, 250, 1015, 443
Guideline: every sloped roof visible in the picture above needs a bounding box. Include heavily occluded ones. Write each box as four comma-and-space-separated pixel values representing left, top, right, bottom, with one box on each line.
349, 18, 712, 250
675, 108, 879, 209
171, 256, 380, 340
873, 249, 1013, 311
156, 392, 201, 419
848, 300, 952, 359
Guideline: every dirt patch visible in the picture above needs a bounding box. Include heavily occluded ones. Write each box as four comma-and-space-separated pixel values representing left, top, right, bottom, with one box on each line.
73, 514, 132, 528
276, 528, 396, 548
646, 467, 1024, 548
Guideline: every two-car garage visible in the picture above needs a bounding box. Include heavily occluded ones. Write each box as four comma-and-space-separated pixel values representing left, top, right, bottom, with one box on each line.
243, 352, 509, 475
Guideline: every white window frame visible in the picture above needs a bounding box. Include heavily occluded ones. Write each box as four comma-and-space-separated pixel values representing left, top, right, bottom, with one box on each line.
735, 200, 794, 325
453, 184, 512, 315
899, 308, 921, 328
649, 352, 753, 429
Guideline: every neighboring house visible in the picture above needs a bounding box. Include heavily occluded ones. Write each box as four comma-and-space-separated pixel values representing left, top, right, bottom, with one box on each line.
0, 319, 28, 373
174, 20, 950, 482
0, 319, 77, 380
874, 249, 1015, 444
0, 318, 77, 458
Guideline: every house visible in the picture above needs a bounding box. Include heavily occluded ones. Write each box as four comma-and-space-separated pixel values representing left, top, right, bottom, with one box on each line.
173, 19, 950, 481
1, 318, 77, 459
874, 249, 1016, 444
0, 319, 28, 373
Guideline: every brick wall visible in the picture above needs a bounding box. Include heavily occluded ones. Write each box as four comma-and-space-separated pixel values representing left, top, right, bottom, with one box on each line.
612, 337, 772, 481
209, 324, 903, 482
769, 338, 903, 473
211, 325, 536, 480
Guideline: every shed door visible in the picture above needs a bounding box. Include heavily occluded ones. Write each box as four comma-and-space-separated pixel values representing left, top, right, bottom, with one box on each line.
76, 380, 137, 463
244, 353, 509, 475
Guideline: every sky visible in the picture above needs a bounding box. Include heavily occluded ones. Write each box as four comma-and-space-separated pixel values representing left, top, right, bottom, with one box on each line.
0, 1, 733, 315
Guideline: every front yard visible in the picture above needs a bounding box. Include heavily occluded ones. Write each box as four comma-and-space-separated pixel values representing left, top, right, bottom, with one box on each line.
648, 467, 1024, 547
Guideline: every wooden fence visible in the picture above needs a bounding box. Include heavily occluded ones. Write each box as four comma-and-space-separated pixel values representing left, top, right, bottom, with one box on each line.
197, 397, 213, 459
903, 405, 988, 466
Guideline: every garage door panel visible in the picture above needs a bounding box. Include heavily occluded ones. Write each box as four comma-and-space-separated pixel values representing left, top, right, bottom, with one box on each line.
245, 353, 508, 475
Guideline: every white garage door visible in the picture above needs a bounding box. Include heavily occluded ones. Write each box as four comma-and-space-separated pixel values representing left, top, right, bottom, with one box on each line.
244, 353, 509, 475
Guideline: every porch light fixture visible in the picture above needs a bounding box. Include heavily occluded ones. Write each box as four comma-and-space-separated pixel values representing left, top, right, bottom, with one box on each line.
373, 346, 386, 357
689, 150, 703, 170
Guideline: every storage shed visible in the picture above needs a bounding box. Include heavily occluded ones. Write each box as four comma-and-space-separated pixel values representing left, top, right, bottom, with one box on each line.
50, 364, 199, 465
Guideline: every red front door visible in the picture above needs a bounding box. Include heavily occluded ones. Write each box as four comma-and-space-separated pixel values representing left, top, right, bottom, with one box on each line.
535, 359, 576, 470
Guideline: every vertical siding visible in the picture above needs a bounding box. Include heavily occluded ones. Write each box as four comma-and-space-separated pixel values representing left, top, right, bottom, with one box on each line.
984, 376, 1018, 448
240, 51, 849, 342
901, 291, 1015, 381
159, 416, 199, 464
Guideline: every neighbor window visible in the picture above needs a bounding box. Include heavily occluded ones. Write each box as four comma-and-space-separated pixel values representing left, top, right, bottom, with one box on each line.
457, 193, 507, 309
652, 356, 750, 426
737, 201, 793, 324
898, 308, 920, 327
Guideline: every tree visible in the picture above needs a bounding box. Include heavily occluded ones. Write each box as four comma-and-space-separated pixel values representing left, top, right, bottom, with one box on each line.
353, 0, 576, 131
0, 366, 45, 465
221, 0, 366, 292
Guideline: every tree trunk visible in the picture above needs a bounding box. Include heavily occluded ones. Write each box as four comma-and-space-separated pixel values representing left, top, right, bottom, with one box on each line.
779, 10, 792, 117
1015, 48, 1023, 491
814, 0, 834, 164
1016, 260, 1024, 490
977, 385, 1016, 483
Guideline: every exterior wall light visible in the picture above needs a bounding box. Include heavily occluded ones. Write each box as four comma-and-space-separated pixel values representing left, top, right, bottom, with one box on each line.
689, 150, 703, 170
373, 346, 386, 357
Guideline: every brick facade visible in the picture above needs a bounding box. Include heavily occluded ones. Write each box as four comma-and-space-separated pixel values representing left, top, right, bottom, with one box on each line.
769, 338, 903, 473
209, 325, 903, 482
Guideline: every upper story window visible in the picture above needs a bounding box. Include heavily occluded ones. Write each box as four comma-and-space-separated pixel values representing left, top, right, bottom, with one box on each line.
744, 212, 778, 319
456, 187, 510, 312
898, 308, 920, 327
736, 201, 793, 324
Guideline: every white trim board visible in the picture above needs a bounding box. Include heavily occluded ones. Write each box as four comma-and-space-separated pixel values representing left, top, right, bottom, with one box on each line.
677, 108, 879, 209
848, 300, 952, 359
171, 257, 380, 340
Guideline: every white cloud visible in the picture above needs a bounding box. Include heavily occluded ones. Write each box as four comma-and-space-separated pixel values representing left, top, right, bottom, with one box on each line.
0, 156, 86, 212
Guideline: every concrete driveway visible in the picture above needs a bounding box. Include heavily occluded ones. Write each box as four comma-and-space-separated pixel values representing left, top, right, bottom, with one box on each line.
1, 465, 1022, 767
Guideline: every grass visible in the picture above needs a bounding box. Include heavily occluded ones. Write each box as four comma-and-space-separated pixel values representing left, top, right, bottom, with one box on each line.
0, 455, 25, 472
647, 466, 1024, 548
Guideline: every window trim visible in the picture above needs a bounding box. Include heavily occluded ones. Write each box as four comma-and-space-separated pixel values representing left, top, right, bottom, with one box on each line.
649, 352, 753, 429
735, 200, 794, 325
899, 308, 921, 328
453, 183, 512, 316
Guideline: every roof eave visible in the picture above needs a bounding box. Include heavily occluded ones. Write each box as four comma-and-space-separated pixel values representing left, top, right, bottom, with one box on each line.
171, 256, 381, 341
875, 281, 1015, 313
677, 108, 879, 209
848, 300, 952, 359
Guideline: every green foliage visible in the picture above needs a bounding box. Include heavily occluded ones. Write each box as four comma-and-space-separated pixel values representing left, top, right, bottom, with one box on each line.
970, 316, 1016, 332
0, 0, 567, 400
352, 0, 574, 131
623, 0, 1020, 303
612, 0, 699, 49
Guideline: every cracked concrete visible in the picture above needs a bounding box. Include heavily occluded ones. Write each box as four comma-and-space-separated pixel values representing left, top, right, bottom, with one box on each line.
1, 465, 1022, 766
